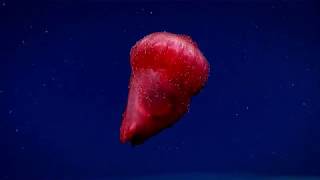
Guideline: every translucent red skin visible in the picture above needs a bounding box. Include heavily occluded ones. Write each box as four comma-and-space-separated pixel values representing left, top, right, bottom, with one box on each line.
120, 32, 209, 145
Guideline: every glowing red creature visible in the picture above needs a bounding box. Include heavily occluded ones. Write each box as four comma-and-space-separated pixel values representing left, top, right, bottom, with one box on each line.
120, 32, 209, 145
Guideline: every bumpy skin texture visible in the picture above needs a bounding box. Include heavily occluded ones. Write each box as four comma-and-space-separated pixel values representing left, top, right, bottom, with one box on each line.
120, 32, 210, 145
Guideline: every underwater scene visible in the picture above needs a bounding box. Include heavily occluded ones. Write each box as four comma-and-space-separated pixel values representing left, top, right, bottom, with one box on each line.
1, 0, 320, 179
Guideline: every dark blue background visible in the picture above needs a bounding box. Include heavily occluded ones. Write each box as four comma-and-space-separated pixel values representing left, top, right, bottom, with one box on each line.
1, 1, 320, 179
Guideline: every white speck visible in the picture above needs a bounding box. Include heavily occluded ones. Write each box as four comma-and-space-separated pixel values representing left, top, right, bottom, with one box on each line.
29, 25, 33, 29
42, 83, 47, 87
0, 90, 4, 94
20, 146, 25, 150
290, 82, 295, 88
63, 59, 69, 63
141, 8, 145, 12
150, 11, 153, 15
8, 109, 13, 115
15, 128, 19, 133
245, 106, 249, 110
271, 151, 277, 155
51, 77, 56, 81
44, 29, 49, 33
21, 40, 25, 45
255, 24, 259, 29
234, 113, 239, 117
301, 101, 307, 107
2, 2, 6, 6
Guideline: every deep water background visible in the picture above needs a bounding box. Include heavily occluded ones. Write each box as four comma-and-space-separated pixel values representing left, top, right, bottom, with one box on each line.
1, 1, 320, 179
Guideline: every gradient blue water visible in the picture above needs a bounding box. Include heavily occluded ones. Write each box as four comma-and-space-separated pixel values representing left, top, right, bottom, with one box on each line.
1, 1, 319, 179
